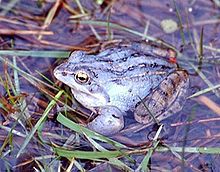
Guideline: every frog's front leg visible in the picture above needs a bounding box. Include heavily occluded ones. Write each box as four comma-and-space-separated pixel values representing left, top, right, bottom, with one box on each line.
134, 69, 189, 125
87, 106, 124, 136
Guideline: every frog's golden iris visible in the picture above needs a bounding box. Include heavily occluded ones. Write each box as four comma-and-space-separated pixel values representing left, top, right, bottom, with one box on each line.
75, 71, 90, 84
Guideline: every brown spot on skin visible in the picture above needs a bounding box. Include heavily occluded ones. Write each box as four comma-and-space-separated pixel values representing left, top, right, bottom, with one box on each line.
168, 49, 177, 58
134, 69, 189, 125
168, 49, 177, 64
150, 91, 166, 108
160, 78, 175, 97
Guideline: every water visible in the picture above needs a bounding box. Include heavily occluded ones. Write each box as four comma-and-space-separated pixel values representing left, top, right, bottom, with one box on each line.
0, 0, 220, 171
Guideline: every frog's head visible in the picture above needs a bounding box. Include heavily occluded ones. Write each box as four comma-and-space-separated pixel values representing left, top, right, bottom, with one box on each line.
54, 51, 110, 109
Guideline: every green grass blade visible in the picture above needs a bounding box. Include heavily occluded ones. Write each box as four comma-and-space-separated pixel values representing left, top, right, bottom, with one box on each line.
54, 148, 124, 159
187, 84, 220, 98
136, 125, 163, 171
16, 90, 64, 158
157, 146, 220, 154
0, 0, 19, 16
199, 27, 204, 58
83, 132, 133, 171
173, 0, 185, 45
70, 20, 156, 42
190, 62, 220, 97
57, 113, 127, 148
0, 56, 58, 91
0, 50, 69, 57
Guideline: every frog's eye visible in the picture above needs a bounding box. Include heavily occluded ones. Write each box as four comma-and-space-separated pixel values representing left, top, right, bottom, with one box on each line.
75, 71, 90, 84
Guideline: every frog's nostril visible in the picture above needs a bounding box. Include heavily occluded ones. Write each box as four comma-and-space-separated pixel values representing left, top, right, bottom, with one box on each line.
62, 71, 67, 76
112, 114, 119, 119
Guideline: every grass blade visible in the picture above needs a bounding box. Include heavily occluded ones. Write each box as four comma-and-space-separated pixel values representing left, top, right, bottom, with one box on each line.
57, 113, 127, 148
54, 148, 124, 159
0, 50, 69, 57
16, 90, 64, 158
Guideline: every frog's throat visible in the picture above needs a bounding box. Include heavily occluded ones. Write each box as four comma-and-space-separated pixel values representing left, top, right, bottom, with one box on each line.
71, 88, 110, 107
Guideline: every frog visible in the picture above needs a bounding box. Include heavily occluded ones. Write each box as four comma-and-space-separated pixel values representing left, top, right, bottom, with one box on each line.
54, 40, 189, 136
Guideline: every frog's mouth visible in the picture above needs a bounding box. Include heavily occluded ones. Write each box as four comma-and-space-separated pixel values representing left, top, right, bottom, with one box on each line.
54, 69, 110, 107
71, 87, 110, 108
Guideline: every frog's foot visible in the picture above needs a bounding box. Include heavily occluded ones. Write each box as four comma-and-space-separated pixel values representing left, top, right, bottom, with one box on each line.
134, 69, 189, 125
87, 106, 124, 136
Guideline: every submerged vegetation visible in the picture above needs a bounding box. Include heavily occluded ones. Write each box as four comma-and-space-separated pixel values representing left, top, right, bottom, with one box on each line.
0, 0, 220, 171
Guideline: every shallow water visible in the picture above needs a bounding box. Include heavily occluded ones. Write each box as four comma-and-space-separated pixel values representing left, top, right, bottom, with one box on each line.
0, 0, 220, 171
